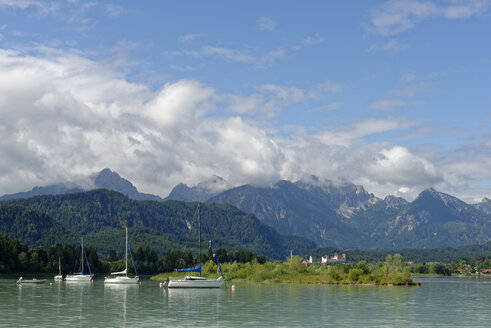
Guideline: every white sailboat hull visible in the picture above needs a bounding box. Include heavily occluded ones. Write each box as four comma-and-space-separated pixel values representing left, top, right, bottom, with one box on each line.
104, 227, 139, 285
166, 205, 226, 288
67, 238, 93, 282
104, 276, 139, 284
167, 276, 224, 288
17, 277, 46, 284
54, 275, 63, 281
65, 274, 93, 282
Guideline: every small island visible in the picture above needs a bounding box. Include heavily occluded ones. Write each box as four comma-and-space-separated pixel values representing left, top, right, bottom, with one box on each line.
152, 254, 421, 286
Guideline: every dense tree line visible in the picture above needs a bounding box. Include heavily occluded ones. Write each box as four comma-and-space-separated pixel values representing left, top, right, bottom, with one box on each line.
408, 259, 491, 275
307, 241, 491, 266
0, 234, 268, 274
210, 248, 267, 264
3, 232, 490, 276
0, 234, 104, 274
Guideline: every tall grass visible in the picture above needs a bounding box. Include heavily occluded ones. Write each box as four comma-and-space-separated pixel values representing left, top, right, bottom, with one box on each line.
152, 254, 419, 286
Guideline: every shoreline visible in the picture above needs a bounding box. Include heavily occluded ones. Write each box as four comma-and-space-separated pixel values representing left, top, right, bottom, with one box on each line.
150, 273, 421, 286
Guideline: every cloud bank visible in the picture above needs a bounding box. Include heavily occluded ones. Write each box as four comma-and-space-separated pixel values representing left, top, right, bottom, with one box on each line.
369, 0, 491, 36
0, 47, 488, 202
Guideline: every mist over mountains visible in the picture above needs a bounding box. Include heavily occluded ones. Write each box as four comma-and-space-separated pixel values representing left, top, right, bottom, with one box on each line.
1, 169, 490, 251
167, 176, 491, 250
0, 168, 162, 202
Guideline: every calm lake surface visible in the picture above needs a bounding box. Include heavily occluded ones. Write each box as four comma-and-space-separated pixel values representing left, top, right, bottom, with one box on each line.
1, 276, 490, 327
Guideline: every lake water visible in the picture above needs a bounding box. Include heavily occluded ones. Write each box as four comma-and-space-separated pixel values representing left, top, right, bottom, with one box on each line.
1, 276, 490, 327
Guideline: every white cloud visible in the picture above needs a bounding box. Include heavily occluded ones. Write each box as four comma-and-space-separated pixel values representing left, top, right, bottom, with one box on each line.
315, 81, 345, 94
165, 49, 201, 58
366, 146, 442, 186
389, 83, 431, 98
199, 45, 286, 68
368, 0, 490, 36
178, 33, 205, 42
0, 46, 489, 202
257, 16, 277, 31
145, 80, 215, 129
170, 33, 326, 68
226, 94, 265, 115
371, 74, 433, 111
259, 84, 307, 103
0, 1, 120, 27
444, 0, 490, 18
104, 4, 124, 17
370, 97, 407, 110
225, 81, 344, 118
326, 102, 344, 111
315, 117, 414, 147
201, 46, 256, 64
367, 39, 408, 52
369, 0, 439, 36
302, 34, 325, 46
400, 73, 417, 83
0, 0, 45, 10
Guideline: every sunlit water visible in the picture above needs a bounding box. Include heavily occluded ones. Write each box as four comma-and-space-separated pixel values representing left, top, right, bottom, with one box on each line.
1, 277, 490, 327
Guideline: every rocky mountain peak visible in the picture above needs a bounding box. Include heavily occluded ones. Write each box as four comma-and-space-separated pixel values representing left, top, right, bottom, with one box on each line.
384, 195, 408, 208
93, 168, 162, 201
165, 176, 230, 202
474, 197, 491, 215
94, 168, 137, 193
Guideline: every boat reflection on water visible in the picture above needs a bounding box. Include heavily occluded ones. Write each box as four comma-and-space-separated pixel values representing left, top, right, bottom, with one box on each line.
104, 283, 139, 296
104, 282, 140, 325
162, 286, 224, 322
17, 278, 44, 304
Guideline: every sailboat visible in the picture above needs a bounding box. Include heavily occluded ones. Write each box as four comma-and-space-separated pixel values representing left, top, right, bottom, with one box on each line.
54, 257, 63, 281
65, 237, 94, 282
104, 227, 139, 284
167, 204, 225, 288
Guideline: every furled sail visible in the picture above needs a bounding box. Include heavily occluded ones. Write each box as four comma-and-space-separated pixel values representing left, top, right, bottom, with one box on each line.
110, 268, 127, 275
178, 263, 201, 273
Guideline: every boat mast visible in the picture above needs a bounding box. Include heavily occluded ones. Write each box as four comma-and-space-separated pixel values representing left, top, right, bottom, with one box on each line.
81, 237, 84, 273
198, 204, 201, 277
125, 227, 128, 277
58, 257, 61, 275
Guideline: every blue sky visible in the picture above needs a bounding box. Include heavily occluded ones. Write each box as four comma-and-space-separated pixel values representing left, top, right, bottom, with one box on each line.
0, 0, 490, 202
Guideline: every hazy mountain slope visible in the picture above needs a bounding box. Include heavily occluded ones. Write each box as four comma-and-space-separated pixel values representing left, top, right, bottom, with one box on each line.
0, 168, 162, 202
362, 189, 491, 249
0, 184, 84, 201
165, 176, 230, 202
207, 180, 365, 247
474, 197, 491, 215
208, 181, 490, 250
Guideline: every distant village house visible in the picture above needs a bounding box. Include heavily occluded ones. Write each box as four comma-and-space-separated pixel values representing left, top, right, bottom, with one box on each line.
302, 256, 313, 265
321, 253, 346, 263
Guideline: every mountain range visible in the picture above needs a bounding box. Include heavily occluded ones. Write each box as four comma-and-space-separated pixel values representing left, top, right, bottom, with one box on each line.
1, 169, 490, 251
169, 177, 491, 250
0, 168, 162, 202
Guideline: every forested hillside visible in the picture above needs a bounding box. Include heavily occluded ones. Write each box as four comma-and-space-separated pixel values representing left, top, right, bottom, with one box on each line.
0, 204, 78, 246
1, 190, 315, 259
